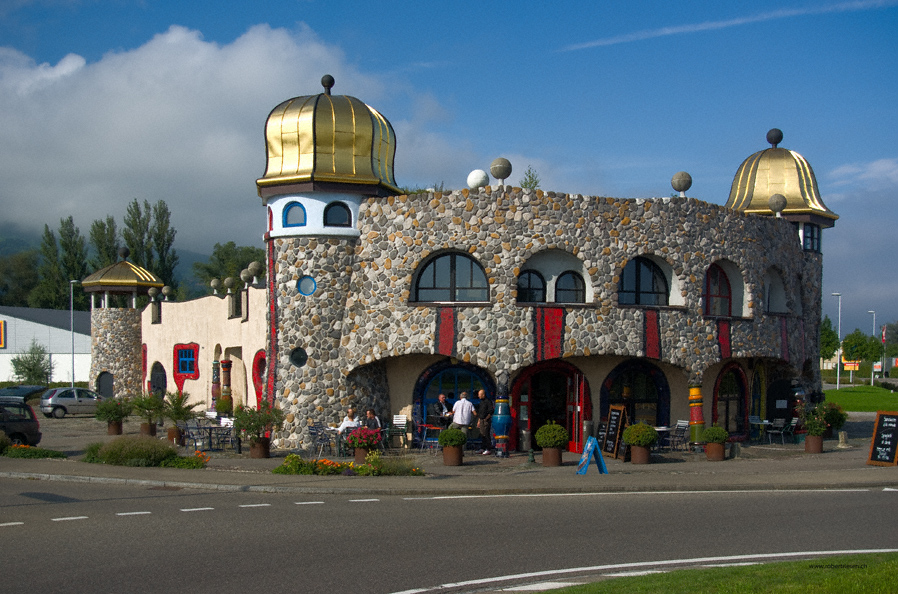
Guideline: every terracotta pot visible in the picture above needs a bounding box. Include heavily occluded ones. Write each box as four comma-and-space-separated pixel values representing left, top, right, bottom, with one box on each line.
705, 442, 726, 461
442, 445, 463, 466
541, 447, 563, 467
630, 445, 651, 464
107, 421, 123, 435
805, 434, 824, 454
354, 447, 371, 464
167, 427, 184, 446
250, 437, 271, 459
139, 422, 157, 437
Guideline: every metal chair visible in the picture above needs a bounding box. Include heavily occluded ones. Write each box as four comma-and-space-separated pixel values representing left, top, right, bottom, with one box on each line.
667, 420, 689, 451
308, 423, 335, 458
767, 418, 798, 445
387, 414, 408, 449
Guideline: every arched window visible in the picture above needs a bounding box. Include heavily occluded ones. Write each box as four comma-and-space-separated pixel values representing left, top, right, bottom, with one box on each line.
414, 252, 488, 303
517, 270, 546, 303
703, 263, 732, 317
764, 268, 788, 314
618, 257, 668, 306
283, 202, 306, 227
555, 271, 585, 304
323, 202, 351, 227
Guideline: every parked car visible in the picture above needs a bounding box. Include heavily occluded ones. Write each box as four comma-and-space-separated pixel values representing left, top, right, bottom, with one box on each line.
40, 388, 104, 418
0, 385, 47, 402
0, 397, 42, 445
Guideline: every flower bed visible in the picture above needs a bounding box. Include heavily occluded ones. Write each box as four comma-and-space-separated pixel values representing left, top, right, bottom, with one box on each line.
272, 452, 423, 476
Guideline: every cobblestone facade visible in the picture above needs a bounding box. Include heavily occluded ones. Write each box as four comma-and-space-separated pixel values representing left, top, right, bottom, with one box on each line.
91, 308, 143, 399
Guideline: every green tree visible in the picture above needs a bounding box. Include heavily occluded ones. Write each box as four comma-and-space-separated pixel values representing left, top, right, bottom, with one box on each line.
520, 165, 541, 190
151, 200, 179, 289
0, 250, 39, 307
89, 215, 120, 271
819, 315, 839, 360
192, 242, 265, 293
58, 216, 89, 310
122, 199, 154, 271
11, 340, 54, 384
28, 224, 65, 309
885, 322, 898, 358
841, 329, 870, 362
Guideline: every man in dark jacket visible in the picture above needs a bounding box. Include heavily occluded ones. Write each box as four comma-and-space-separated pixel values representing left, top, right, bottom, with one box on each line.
476, 389, 494, 454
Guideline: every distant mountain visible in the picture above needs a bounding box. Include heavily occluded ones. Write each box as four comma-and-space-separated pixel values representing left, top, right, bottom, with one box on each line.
0, 222, 41, 256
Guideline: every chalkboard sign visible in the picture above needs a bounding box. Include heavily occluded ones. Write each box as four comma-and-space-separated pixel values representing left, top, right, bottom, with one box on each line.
602, 405, 627, 459
867, 411, 898, 466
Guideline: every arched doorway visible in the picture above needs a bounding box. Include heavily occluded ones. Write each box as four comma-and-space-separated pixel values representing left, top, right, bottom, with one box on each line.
600, 360, 671, 427
412, 360, 495, 440
96, 371, 114, 400
150, 362, 167, 397
511, 360, 591, 453
252, 350, 266, 407
713, 363, 748, 440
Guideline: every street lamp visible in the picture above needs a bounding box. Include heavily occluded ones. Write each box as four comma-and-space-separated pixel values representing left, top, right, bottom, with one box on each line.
70, 280, 79, 388
869, 310, 876, 385
832, 293, 842, 390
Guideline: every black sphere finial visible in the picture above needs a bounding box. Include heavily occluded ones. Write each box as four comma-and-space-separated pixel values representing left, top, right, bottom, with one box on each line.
766, 128, 783, 148
118, 246, 130, 261
321, 74, 335, 95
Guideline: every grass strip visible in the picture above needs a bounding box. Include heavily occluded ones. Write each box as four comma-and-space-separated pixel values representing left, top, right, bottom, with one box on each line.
825, 386, 898, 412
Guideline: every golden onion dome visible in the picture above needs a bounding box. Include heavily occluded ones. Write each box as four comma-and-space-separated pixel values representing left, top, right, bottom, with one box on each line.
256, 75, 400, 200
726, 129, 837, 227
81, 248, 163, 294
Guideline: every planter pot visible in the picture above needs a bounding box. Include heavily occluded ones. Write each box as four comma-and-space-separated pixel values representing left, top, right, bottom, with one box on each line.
107, 421, 123, 435
805, 434, 824, 454
541, 447, 563, 467
705, 442, 726, 461
629, 445, 651, 464
249, 437, 271, 459
139, 422, 157, 437
354, 447, 371, 464
167, 427, 184, 446
442, 445, 463, 466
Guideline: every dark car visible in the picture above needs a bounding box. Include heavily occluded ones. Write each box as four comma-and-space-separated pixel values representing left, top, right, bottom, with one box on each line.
0, 385, 48, 402
40, 387, 104, 418
0, 397, 42, 446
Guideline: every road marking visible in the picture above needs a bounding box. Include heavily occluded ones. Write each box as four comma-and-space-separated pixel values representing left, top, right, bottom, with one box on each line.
604, 570, 666, 577
116, 511, 151, 516
180, 507, 215, 512
349, 498, 380, 502
500, 581, 587, 591
0, 522, 24, 527
239, 504, 272, 508
884, 488, 898, 491
403, 489, 870, 501
295, 501, 325, 505
51, 516, 88, 522
387, 549, 898, 594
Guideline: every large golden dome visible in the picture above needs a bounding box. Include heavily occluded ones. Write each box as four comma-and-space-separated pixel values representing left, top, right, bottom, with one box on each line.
256, 75, 399, 199
726, 129, 837, 227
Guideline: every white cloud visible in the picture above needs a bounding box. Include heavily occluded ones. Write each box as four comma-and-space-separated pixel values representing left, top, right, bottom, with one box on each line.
828, 158, 898, 189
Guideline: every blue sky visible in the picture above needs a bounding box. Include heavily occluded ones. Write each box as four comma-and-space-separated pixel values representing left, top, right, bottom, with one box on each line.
1, 0, 896, 335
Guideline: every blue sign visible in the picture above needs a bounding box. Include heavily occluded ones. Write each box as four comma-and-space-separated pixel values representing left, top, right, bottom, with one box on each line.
576, 436, 608, 475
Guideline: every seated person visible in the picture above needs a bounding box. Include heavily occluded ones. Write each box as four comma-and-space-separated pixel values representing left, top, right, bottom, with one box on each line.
428, 393, 453, 427
363, 408, 381, 430
337, 408, 360, 434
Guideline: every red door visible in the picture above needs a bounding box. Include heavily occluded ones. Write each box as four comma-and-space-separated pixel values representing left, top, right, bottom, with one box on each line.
512, 361, 591, 453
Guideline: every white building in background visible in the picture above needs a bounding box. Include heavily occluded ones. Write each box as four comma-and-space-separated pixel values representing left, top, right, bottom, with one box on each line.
0, 306, 91, 384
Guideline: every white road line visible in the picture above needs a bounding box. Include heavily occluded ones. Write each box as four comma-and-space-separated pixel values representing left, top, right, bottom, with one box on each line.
116, 511, 152, 516
239, 504, 272, 508
387, 549, 898, 594
0, 522, 25, 527
295, 501, 325, 505
51, 516, 88, 522
884, 488, 898, 491
349, 498, 380, 502
180, 507, 215, 512
403, 489, 870, 501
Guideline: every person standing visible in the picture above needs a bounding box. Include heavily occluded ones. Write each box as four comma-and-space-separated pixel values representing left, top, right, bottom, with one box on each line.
476, 389, 494, 455
450, 391, 476, 430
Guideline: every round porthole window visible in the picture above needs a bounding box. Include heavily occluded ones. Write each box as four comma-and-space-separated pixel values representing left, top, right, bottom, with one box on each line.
297, 276, 317, 296
289, 347, 308, 367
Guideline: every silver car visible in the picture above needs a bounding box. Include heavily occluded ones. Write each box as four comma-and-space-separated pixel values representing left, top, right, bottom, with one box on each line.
40, 388, 104, 418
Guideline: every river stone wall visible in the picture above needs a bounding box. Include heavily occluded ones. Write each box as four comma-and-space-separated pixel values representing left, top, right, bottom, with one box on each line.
90, 308, 143, 399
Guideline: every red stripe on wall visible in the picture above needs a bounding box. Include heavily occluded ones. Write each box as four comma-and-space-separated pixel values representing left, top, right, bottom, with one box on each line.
717, 319, 731, 359
436, 308, 456, 356
535, 308, 564, 361
644, 309, 661, 359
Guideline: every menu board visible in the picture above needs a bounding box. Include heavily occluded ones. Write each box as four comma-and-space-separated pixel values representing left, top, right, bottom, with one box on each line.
602, 405, 627, 459
867, 411, 898, 466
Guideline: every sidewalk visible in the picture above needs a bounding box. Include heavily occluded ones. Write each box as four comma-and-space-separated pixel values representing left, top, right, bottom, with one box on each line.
2, 413, 897, 495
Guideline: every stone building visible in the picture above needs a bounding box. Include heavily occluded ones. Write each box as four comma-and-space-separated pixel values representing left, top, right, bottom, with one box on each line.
140, 76, 837, 453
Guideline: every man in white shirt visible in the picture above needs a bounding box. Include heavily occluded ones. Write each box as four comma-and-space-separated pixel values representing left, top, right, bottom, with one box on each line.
450, 391, 476, 429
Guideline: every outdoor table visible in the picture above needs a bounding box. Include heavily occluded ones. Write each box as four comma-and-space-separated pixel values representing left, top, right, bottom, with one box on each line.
654, 426, 671, 451
750, 419, 772, 442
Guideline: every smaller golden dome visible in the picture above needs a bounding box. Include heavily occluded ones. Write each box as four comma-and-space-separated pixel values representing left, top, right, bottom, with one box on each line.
82, 249, 163, 294
256, 75, 400, 199
726, 129, 837, 226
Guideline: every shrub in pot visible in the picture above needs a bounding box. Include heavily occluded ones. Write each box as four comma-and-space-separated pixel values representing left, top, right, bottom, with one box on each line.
701, 425, 729, 461
162, 391, 199, 445
233, 401, 285, 458
798, 403, 827, 453
535, 421, 569, 466
622, 423, 658, 464
95, 397, 132, 435
130, 393, 164, 436
215, 396, 233, 417
345, 427, 383, 464
823, 402, 848, 435
438, 427, 467, 466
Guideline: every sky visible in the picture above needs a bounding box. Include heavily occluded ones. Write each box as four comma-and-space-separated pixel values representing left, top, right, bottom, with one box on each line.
0, 0, 896, 336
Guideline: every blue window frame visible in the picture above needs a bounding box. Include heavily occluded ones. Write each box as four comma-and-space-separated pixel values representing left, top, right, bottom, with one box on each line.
283, 202, 306, 227
178, 349, 196, 374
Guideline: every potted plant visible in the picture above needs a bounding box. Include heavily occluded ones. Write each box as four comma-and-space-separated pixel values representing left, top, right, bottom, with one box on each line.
162, 391, 199, 445
535, 421, 569, 467
702, 426, 729, 461
345, 426, 383, 464
95, 397, 132, 435
799, 403, 827, 454
233, 401, 285, 458
823, 401, 848, 438
437, 427, 467, 466
622, 423, 658, 464
215, 396, 233, 418
130, 393, 164, 436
